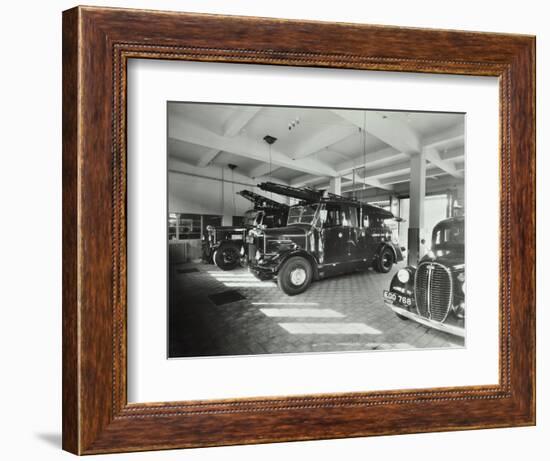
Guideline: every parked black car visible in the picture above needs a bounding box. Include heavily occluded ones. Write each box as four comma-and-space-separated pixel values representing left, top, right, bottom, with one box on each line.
202, 190, 288, 270
247, 182, 404, 295
383, 216, 465, 337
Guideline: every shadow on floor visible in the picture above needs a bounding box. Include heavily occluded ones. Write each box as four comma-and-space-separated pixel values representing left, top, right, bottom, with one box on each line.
35, 432, 62, 448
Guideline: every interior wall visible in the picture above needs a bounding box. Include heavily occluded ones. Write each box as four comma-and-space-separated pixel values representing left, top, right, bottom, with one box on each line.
169, 158, 290, 224
168, 158, 290, 263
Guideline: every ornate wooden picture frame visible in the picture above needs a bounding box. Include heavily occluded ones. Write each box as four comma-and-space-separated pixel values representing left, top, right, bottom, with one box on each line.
62, 6, 535, 455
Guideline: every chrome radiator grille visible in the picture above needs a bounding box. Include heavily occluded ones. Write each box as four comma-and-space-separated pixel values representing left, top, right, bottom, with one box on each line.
415, 262, 453, 322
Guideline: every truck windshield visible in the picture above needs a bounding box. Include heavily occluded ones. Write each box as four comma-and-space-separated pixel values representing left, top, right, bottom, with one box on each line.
287, 204, 318, 225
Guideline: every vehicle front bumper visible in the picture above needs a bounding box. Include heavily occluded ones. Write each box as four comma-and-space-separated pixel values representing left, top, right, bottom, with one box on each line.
248, 261, 278, 281
384, 301, 465, 338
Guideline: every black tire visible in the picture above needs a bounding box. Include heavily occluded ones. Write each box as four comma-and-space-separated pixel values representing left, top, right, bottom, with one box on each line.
277, 256, 313, 296
395, 313, 409, 321
213, 243, 241, 271
376, 247, 394, 273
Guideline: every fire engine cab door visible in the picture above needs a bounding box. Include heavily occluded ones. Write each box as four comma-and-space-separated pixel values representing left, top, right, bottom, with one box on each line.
321, 204, 353, 268
360, 212, 381, 262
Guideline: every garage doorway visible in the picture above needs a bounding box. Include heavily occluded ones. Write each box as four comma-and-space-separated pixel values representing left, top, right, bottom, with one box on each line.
398, 194, 449, 252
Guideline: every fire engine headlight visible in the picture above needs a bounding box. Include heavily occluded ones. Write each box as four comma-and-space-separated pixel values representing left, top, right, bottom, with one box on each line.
240, 246, 245, 256
255, 250, 262, 261
397, 269, 410, 283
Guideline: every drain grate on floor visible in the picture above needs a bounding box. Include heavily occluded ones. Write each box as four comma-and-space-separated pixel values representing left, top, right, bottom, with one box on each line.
208, 290, 246, 306
177, 268, 200, 274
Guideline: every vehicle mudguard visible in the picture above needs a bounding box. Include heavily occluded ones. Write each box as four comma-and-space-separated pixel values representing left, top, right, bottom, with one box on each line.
389, 265, 416, 300
374, 242, 399, 266
274, 249, 320, 280
394, 244, 404, 262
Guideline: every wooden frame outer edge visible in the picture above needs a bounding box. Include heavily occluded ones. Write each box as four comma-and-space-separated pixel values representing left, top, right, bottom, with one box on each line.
62, 6, 81, 455
62, 6, 536, 455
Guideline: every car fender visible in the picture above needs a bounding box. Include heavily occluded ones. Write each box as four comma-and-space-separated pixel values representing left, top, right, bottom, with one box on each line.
389, 266, 416, 300
374, 242, 398, 265
275, 249, 320, 280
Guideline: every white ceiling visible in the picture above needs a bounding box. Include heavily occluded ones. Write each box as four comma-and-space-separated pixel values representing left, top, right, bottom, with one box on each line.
167, 102, 465, 193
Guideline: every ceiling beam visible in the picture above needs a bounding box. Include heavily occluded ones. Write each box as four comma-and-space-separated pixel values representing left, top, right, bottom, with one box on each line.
335, 147, 404, 175
423, 147, 463, 178
362, 160, 412, 179
311, 146, 404, 192
422, 122, 465, 150
197, 148, 221, 168
168, 137, 221, 168
223, 107, 262, 137
440, 146, 464, 161
249, 163, 282, 179
290, 174, 328, 187
379, 169, 447, 186
341, 174, 394, 191
293, 124, 358, 159
342, 169, 446, 192
295, 171, 394, 192
169, 117, 338, 177
332, 109, 421, 154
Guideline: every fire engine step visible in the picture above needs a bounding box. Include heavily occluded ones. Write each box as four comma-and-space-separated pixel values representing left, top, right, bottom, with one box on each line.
208, 290, 246, 306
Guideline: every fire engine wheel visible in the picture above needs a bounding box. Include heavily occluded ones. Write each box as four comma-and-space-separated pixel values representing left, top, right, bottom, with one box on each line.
213, 243, 241, 271
277, 256, 313, 296
376, 247, 394, 273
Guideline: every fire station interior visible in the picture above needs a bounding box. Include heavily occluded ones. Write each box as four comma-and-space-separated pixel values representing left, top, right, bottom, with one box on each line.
167, 102, 465, 358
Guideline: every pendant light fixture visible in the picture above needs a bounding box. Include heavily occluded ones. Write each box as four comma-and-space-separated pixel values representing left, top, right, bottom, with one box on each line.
263, 135, 277, 199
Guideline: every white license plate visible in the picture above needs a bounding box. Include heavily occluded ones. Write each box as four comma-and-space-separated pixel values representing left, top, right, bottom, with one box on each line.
383, 290, 413, 306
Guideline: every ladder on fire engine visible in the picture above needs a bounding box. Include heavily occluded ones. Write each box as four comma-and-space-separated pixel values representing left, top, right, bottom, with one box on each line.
258, 182, 361, 205
257, 182, 325, 203
237, 190, 289, 210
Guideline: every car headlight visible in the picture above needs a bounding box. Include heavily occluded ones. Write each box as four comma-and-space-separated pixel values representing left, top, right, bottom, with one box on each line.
255, 250, 262, 261
461, 281, 466, 293
397, 269, 410, 283
457, 272, 465, 282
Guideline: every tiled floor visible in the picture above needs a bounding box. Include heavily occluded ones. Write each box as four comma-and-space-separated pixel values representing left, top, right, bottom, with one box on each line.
168, 261, 464, 358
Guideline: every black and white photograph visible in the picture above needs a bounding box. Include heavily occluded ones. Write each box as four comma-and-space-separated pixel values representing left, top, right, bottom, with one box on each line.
167, 102, 466, 358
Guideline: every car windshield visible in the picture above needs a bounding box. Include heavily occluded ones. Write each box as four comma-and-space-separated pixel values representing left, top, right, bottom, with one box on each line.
287, 204, 318, 225
432, 220, 464, 250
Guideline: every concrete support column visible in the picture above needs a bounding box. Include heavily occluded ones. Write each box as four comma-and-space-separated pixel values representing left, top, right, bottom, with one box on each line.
408, 150, 426, 265
220, 166, 232, 226
390, 195, 399, 218
329, 176, 342, 195
446, 189, 454, 218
